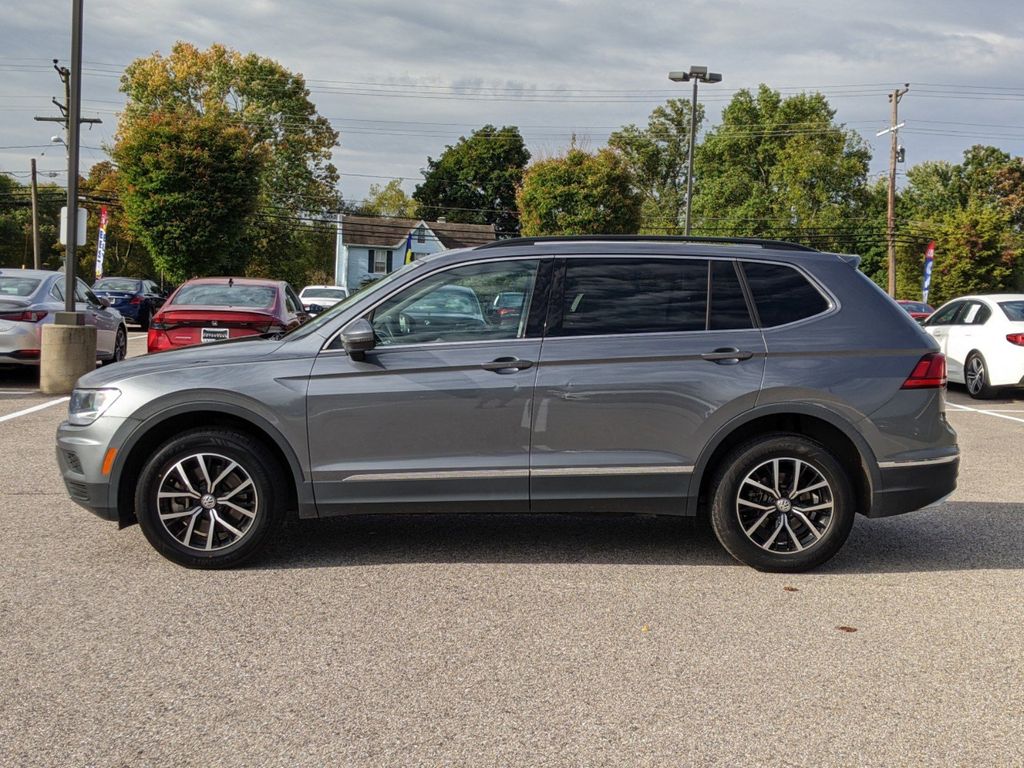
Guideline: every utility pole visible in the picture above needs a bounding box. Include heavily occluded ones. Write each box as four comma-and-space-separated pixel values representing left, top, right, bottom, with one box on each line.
880, 84, 909, 297
30, 159, 41, 269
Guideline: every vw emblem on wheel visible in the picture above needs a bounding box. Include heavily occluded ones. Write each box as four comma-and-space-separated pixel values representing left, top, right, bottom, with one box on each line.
776, 498, 793, 513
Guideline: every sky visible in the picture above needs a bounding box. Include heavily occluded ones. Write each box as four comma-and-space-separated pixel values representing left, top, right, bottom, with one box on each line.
2, 0, 1023, 205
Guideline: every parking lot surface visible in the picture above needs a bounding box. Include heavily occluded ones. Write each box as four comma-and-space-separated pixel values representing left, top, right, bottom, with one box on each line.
1, 344, 1022, 767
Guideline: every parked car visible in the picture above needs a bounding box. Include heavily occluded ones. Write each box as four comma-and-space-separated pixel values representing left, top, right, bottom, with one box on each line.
922, 294, 1024, 398
0, 268, 128, 366
897, 300, 934, 323
92, 277, 166, 330
58, 236, 958, 572
147, 277, 310, 353
489, 290, 526, 327
299, 285, 348, 314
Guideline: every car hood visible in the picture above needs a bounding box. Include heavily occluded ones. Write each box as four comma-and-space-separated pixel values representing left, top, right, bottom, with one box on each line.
77, 336, 289, 388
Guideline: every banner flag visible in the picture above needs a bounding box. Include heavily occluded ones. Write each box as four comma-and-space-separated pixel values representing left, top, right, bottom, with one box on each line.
404, 233, 414, 265
921, 241, 935, 305
95, 206, 109, 280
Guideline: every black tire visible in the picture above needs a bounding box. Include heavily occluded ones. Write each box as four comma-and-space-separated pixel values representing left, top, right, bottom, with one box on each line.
134, 428, 286, 569
709, 433, 856, 573
965, 352, 997, 400
138, 305, 151, 331
102, 326, 127, 366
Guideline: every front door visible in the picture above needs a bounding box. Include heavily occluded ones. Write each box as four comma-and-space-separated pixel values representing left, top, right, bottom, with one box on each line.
307, 258, 549, 515
531, 256, 767, 514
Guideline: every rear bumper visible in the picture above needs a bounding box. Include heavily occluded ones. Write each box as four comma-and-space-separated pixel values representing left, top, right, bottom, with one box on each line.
868, 454, 959, 518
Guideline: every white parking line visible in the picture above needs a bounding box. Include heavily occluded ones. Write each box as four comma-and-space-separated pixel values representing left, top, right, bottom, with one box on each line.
946, 401, 1024, 425
0, 397, 69, 423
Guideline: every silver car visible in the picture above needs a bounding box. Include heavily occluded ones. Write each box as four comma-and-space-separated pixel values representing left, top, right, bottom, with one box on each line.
56, 237, 959, 572
1, 269, 128, 365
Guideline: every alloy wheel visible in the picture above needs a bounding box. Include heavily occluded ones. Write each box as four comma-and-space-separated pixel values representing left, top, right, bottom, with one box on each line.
156, 452, 259, 551
735, 457, 835, 554
966, 356, 985, 396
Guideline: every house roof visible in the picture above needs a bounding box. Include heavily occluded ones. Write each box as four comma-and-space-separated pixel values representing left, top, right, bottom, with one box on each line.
341, 215, 497, 249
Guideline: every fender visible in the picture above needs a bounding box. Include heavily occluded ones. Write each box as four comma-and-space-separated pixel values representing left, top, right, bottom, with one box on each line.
107, 390, 316, 522
686, 400, 880, 515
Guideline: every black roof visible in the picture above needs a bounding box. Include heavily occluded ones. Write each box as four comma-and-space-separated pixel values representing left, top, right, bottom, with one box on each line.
475, 235, 818, 252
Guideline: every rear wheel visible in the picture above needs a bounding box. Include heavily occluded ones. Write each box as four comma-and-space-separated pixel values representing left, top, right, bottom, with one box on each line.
134, 428, 286, 568
965, 352, 996, 399
709, 434, 856, 572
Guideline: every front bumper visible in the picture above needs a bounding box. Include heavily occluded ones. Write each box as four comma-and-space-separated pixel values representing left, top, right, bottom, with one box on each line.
868, 454, 959, 518
56, 417, 130, 523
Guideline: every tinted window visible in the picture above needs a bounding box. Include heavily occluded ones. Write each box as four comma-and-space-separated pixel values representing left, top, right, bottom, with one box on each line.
371, 259, 539, 346
999, 301, 1024, 321
94, 278, 140, 292
742, 262, 829, 327
928, 301, 964, 326
302, 288, 347, 300
709, 260, 752, 330
555, 258, 708, 336
960, 302, 990, 325
172, 284, 277, 308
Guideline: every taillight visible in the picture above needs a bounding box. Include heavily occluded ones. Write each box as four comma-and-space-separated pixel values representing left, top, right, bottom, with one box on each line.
0, 310, 47, 322
902, 353, 947, 389
130, 296, 142, 305
1007, 333, 1024, 346
149, 319, 168, 330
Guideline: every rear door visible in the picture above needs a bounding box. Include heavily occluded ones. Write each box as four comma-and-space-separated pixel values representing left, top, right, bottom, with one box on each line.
924, 301, 967, 380
530, 256, 766, 514
946, 300, 990, 378
307, 257, 550, 515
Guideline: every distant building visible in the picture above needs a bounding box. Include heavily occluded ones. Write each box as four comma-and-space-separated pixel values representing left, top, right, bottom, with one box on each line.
334, 215, 497, 290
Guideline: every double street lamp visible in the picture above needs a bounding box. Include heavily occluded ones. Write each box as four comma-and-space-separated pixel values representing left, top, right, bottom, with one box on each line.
668, 66, 722, 235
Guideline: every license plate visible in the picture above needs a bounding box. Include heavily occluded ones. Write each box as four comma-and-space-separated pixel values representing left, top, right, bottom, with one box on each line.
201, 327, 230, 343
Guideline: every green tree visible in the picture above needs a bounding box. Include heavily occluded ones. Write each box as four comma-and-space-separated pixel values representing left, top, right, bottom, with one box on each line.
692, 84, 871, 251
414, 125, 529, 235
78, 162, 156, 281
0, 173, 63, 269
113, 112, 264, 283
516, 146, 642, 236
358, 178, 419, 218
117, 42, 339, 281
608, 98, 704, 233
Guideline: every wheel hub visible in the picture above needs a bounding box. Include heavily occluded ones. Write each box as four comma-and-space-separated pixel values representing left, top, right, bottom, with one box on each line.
200, 493, 217, 510
775, 497, 793, 513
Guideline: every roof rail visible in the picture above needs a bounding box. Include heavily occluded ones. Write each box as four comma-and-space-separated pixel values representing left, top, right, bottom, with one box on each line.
475, 235, 819, 252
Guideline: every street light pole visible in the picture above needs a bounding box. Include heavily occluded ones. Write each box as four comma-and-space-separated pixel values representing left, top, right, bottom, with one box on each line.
64, 0, 84, 314
669, 66, 722, 236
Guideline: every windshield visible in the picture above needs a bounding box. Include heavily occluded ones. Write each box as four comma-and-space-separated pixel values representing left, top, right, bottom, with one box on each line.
281, 260, 425, 341
999, 301, 1024, 321
0, 277, 41, 298
302, 288, 347, 300
94, 278, 140, 292
172, 283, 277, 308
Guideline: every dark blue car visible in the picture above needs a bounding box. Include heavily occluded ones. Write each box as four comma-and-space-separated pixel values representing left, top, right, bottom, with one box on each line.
92, 277, 165, 329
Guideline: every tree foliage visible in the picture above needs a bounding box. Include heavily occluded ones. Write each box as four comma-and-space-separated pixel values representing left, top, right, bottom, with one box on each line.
608, 98, 704, 233
113, 112, 263, 283
414, 125, 529, 235
358, 178, 419, 218
516, 147, 642, 236
693, 85, 871, 252
0, 173, 63, 269
116, 42, 339, 284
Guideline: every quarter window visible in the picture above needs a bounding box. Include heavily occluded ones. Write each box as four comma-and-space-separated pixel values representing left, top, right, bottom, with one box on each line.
554, 258, 708, 337
741, 262, 829, 327
370, 260, 539, 346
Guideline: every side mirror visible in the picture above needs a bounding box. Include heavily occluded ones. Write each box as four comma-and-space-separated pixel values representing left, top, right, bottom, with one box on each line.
341, 318, 376, 360
307, 303, 324, 315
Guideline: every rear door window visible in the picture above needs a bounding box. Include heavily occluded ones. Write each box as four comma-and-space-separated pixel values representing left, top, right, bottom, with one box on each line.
927, 301, 965, 326
553, 258, 708, 336
741, 262, 830, 327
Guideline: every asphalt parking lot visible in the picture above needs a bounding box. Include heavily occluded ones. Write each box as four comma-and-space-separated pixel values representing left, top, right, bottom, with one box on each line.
1, 337, 1022, 767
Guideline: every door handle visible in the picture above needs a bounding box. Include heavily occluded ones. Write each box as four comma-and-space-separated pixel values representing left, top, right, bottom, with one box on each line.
700, 347, 753, 363
481, 357, 534, 373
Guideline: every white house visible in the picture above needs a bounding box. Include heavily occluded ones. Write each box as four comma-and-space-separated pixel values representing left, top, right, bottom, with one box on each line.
334, 215, 497, 291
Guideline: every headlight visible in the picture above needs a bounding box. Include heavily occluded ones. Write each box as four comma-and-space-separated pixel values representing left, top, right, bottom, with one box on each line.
68, 388, 121, 426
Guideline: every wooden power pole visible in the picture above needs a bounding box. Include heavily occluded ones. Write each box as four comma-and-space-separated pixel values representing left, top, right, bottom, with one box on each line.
30, 159, 41, 269
882, 84, 909, 297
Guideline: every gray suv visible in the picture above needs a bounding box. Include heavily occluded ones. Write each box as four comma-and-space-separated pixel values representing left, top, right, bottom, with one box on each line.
56, 237, 959, 572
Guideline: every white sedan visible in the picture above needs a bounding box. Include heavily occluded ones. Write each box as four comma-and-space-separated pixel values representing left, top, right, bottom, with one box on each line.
298, 285, 349, 313
923, 294, 1024, 398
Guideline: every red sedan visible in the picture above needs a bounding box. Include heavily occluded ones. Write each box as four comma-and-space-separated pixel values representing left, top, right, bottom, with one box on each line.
897, 300, 934, 323
148, 277, 310, 353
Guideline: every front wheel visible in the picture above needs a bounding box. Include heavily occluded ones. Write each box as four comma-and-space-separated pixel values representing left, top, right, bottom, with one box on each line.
709, 434, 856, 572
134, 428, 286, 568
102, 326, 127, 365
